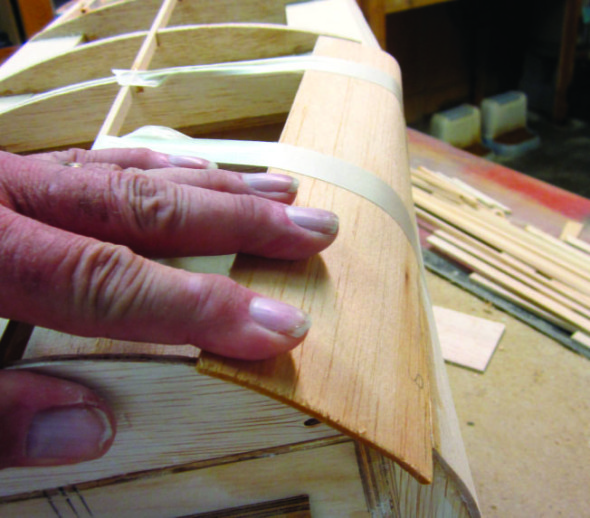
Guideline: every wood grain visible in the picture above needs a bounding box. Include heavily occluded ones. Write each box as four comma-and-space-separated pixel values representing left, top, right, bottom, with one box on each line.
35, 0, 296, 41
428, 234, 590, 335
0, 440, 367, 517
187, 495, 311, 517
355, 443, 475, 517
0, 4, 482, 512
414, 188, 590, 295
96, 0, 179, 137
0, 359, 340, 497
0, 69, 299, 153
433, 306, 504, 372
198, 36, 434, 484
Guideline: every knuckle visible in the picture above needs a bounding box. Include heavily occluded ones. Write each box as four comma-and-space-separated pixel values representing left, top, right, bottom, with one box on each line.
72, 241, 148, 323
190, 274, 240, 329
69, 148, 91, 163
113, 172, 185, 233
233, 194, 269, 227
128, 147, 158, 165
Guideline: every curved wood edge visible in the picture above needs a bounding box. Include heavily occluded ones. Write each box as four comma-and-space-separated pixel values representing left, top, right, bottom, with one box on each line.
355, 443, 479, 517
0, 24, 320, 96
421, 287, 481, 512
34, 0, 298, 42
198, 36, 434, 484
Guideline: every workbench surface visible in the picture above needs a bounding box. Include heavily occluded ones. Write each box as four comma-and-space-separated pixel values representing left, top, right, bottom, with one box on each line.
410, 129, 590, 517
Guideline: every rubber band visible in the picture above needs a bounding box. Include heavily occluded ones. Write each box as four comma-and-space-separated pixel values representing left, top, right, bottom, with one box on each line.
95, 126, 419, 258
113, 55, 402, 102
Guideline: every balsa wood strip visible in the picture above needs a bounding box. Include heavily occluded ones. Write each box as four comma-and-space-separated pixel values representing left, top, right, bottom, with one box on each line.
96, 0, 178, 137
417, 207, 590, 309
560, 219, 584, 240
565, 235, 590, 256
434, 230, 590, 319
466, 207, 590, 282
469, 273, 577, 332
522, 224, 590, 272
414, 188, 590, 295
428, 234, 590, 334
198, 37, 434, 484
433, 306, 504, 372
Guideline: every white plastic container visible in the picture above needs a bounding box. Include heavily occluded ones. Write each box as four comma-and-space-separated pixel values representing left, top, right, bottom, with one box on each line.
430, 104, 481, 149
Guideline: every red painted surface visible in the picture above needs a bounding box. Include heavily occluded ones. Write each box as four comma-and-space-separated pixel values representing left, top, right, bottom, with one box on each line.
407, 129, 590, 239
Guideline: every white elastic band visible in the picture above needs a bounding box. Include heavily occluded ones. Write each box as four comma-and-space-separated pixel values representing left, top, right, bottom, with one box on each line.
95, 126, 419, 257
113, 55, 402, 101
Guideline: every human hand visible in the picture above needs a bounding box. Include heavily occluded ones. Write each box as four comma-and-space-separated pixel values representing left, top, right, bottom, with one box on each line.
0, 147, 338, 468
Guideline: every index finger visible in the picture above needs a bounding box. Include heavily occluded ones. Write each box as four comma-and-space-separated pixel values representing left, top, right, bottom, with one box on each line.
28, 148, 217, 171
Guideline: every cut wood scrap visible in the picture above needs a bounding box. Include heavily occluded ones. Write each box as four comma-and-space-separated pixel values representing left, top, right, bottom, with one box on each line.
433, 306, 504, 372
450, 177, 511, 214
414, 188, 590, 295
411, 166, 479, 208
469, 273, 577, 333
564, 235, 590, 256
411, 166, 510, 215
571, 331, 590, 350
458, 202, 590, 282
417, 207, 590, 309
522, 224, 590, 272
560, 219, 584, 240
432, 230, 590, 319
427, 234, 590, 335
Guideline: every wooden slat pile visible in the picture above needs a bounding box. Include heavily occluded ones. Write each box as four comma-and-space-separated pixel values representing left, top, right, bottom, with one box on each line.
412, 166, 590, 351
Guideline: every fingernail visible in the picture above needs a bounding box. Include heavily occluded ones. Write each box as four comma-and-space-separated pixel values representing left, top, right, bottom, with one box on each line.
243, 173, 299, 194
250, 297, 311, 338
27, 406, 113, 460
285, 206, 339, 235
167, 154, 218, 169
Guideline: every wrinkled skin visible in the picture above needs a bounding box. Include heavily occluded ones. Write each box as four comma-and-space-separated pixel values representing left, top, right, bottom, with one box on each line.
0, 148, 338, 468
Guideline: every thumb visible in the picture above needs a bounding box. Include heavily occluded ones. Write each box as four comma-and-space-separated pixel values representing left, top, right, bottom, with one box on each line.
0, 371, 115, 469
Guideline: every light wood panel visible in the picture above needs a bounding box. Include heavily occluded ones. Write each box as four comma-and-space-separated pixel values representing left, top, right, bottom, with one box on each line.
36, 0, 298, 41
0, 441, 365, 517
434, 306, 504, 372
0, 429, 477, 517
198, 36, 434, 484
0, 33, 141, 95
0, 359, 340, 497
0, 24, 324, 151
0, 70, 299, 153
